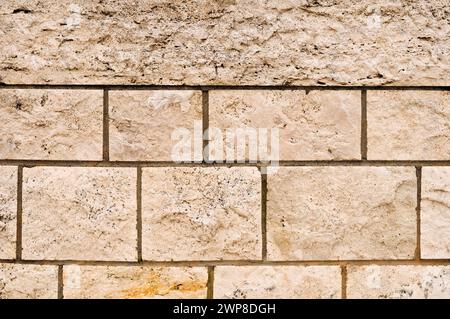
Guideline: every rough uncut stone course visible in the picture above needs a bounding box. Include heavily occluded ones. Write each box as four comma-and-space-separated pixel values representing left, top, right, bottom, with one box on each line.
142, 167, 261, 261
367, 91, 450, 160
0, 90, 103, 160
209, 90, 361, 161
0, 264, 58, 299
110, 90, 203, 161
63, 265, 208, 299
0, 166, 17, 259
421, 167, 450, 259
214, 266, 341, 299
347, 266, 450, 299
1, 1, 448, 85
22, 167, 137, 261
267, 167, 417, 260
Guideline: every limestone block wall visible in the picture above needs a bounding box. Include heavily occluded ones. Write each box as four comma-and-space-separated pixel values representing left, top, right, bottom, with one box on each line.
0, 0, 449, 299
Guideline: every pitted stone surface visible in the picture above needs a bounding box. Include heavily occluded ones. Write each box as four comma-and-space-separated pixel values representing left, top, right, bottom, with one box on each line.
0, 167, 17, 259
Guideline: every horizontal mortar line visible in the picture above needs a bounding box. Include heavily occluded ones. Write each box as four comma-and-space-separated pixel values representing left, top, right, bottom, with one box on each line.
0, 259, 449, 267
0, 84, 449, 91
0, 160, 449, 167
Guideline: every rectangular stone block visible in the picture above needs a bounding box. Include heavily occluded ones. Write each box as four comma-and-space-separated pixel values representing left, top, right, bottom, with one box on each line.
367, 91, 450, 160
0, 1, 448, 85
347, 265, 450, 299
63, 265, 208, 299
0, 264, 58, 299
0, 166, 17, 259
110, 90, 203, 161
421, 167, 450, 259
209, 90, 361, 161
0, 89, 103, 160
142, 167, 261, 261
22, 167, 137, 261
214, 266, 341, 299
267, 167, 417, 260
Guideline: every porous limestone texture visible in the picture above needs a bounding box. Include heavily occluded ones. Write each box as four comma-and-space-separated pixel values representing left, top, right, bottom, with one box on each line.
267, 167, 417, 260
209, 90, 360, 161
22, 167, 137, 261
63, 265, 208, 299
0, 167, 17, 259
142, 167, 261, 260
214, 266, 341, 299
1, 1, 449, 85
0, 89, 103, 160
0, 264, 58, 299
367, 91, 450, 160
110, 90, 203, 161
421, 167, 450, 259
347, 265, 450, 299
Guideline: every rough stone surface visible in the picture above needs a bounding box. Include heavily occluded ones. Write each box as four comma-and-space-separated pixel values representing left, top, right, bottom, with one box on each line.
0, 167, 17, 259
0, 264, 58, 299
421, 167, 450, 259
22, 167, 137, 261
267, 167, 417, 260
142, 167, 261, 261
0, 89, 103, 160
367, 91, 450, 160
1, 1, 449, 85
63, 265, 207, 299
209, 90, 360, 161
110, 90, 203, 161
347, 265, 450, 299
214, 266, 341, 299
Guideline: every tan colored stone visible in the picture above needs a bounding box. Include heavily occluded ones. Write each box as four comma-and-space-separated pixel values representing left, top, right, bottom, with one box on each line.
0, 89, 103, 160
0, 167, 17, 259
367, 91, 450, 160
421, 167, 450, 259
347, 265, 450, 299
142, 167, 261, 261
0, 264, 58, 299
110, 90, 203, 161
22, 167, 137, 261
63, 265, 207, 299
214, 266, 341, 299
209, 90, 361, 161
0, 1, 448, 85
267, 167, 417, 260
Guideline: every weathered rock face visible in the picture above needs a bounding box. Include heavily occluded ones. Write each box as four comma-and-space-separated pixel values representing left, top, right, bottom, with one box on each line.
0, 167, 17, 259
267, 166, 417, 260
214, 266, 341, 299
63, 265, 208, 299
0, 0, 448, 85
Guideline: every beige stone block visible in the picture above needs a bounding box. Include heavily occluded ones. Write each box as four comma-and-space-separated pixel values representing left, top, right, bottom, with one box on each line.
367, 91, 450, 160
110, 90, 203, 161
63, 265, 207, 299
22, 167, 137, 261
214, 266, 341, 299
347, 265, 450, 299
0, 90, 103, 160
0, 264, 58, 299
0, 167, 17, 259
267, 167, 417, 260
209, 90, 361, 161
142, 167, 261, 260
421, 167, 450, 259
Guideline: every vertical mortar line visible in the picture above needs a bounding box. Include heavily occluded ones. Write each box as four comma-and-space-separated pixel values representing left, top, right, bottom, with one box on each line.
415, 166, 422, 260
207, 266, 215, 299
137, 166, 143, 262
361, 90, 368, 160
341, 265, 348, 299
16, 166, 23, 261
103, 88, 110, 161
261, 168, 268, 261
202, 90, 209, 163
58, 265, 64, 299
